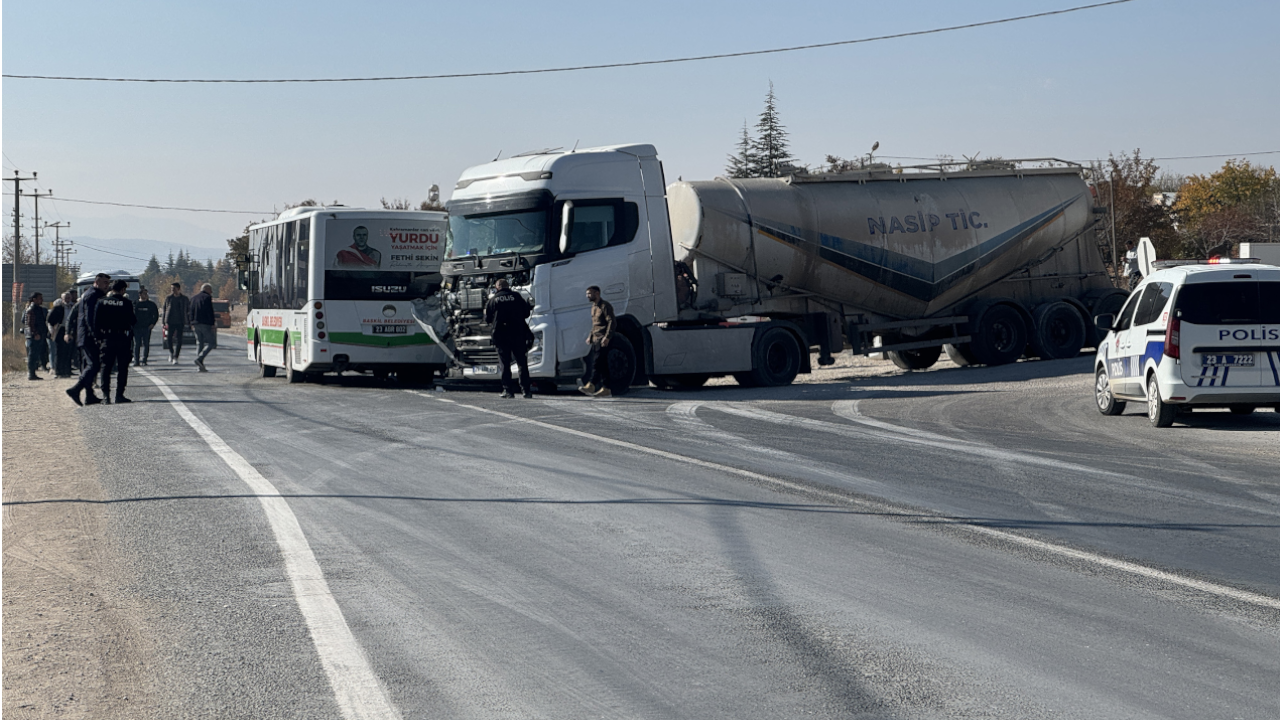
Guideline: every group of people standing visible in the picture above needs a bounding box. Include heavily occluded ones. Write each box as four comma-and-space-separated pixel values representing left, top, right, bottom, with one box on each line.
484, 280, 616, 399
20, 275, 220, 406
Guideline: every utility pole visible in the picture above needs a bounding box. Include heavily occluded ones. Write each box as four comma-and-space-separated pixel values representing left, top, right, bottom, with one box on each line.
47, 221, 71, 288
10, 171, 37, 336
29, 188, 53, 264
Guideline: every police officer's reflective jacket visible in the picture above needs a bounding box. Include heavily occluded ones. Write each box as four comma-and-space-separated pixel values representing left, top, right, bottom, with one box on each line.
484, 288, 533, 349
94, 293, 137, 341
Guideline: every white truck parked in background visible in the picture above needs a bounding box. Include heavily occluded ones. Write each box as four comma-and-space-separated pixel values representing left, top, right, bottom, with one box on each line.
430, 144, 1123, 392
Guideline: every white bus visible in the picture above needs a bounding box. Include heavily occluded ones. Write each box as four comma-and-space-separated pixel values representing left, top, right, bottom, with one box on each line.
242, 207, 449, 383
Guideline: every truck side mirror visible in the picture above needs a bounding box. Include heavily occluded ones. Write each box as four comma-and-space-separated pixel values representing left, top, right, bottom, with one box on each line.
237, 270, 248, 291
559, 201, 574, 254
1094, 313, 1116, 332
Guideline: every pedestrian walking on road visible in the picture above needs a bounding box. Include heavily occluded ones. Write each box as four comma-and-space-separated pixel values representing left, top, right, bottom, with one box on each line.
579, 285, 616, 398
66, 273, 111, 406
188, 283, 217, 372
95, 279, 137, 404
22, 292, 49, 381
63, 290, 81, 373
132, 287, 159, 366
162, 282, 191, 364
484, 278, 534, 398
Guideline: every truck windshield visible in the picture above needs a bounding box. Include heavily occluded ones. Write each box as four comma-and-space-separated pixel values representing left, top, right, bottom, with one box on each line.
446, 209, 548, 259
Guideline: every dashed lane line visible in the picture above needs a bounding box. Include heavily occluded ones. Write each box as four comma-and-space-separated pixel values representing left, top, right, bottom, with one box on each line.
413, 391, 1280, 612
144, 369, 403, 720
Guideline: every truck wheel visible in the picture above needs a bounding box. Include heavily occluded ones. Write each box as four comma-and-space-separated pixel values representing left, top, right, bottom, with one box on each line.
1030, 302, 1086, 360
1147, 375, 1176, 428
969, 304, 1027, 366
747, 327, 802, 386
1086, 289, 1129, 348
604, 334, 637, 395
256, 339, 276, 378
888, 345, 942, 371
1095, 367, 1125, 415
944, 343, 977, 367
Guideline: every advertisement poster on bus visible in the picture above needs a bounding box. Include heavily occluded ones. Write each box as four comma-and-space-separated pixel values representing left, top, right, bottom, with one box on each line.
325, 219, 444, 272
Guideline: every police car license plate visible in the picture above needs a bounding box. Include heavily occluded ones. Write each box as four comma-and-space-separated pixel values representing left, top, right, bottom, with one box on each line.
1202, 353, 1254, 367
371, 325, 407, 335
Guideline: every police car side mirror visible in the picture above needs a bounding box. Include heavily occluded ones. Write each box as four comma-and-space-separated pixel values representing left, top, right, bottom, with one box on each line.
1094, 313, 1116, 332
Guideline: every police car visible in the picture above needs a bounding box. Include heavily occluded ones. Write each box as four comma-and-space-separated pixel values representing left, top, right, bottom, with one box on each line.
1093, 257, 1280, 427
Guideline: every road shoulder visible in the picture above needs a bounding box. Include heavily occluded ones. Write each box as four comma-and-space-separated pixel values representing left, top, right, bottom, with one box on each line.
2, 372, 156, 718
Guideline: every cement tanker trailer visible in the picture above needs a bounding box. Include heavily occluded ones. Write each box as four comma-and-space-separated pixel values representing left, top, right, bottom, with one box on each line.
433, 144, 1126, 392
667, 159, 1125, 371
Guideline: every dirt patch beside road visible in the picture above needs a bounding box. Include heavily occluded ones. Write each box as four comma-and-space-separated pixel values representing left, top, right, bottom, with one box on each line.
2, 373, 156, 718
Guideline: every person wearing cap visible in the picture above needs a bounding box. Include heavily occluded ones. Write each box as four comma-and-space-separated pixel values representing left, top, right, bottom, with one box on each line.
22, 292, 49, 381
66, 273, 111, 406
132, 287, 159, 366
94, 279, 137, 403
162, 282, 191, 364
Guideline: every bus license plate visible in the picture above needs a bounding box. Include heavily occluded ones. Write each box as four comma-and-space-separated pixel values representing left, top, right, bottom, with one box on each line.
1202, 353, 1254, 367
371, 325, 408, 335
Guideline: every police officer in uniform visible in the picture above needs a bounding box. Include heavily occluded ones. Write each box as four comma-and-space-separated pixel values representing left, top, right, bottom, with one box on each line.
66, 274, 111, 407
483, 278, 534, 398
94, 279, 137, 404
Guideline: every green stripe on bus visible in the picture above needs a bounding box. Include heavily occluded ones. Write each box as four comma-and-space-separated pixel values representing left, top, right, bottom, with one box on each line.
256, 328, 289, 345
326, 332, 436, 348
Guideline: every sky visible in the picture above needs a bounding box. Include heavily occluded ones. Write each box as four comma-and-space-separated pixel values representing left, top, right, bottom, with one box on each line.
3, 0, 1278, 270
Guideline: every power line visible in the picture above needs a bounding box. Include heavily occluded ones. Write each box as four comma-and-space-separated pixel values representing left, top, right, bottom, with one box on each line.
30, 196, 272, 215
2, 1, 1135, 84
70, 240, 155, 263
1149, 150, 1280, 161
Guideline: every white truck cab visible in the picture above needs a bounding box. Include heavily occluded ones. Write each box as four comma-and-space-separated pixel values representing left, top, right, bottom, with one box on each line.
1093, 258, 1280, 426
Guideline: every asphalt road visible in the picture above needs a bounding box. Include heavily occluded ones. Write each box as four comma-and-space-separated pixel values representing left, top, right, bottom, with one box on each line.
48, 336, 1280, 718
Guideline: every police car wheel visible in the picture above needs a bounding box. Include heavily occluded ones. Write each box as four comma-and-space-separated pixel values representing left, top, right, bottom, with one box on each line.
1147, 376, 1176, 428
1095, 367, 1125, 415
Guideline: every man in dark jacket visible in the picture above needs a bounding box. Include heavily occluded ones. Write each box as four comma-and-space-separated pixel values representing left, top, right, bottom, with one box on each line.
162, 282, 191, 364
23, 292, 49, 380
63, 290, 81, 373
579, 285, 617, 398
483, 278, 533, 398
66, 273, 111, 406
188, 283, 216, 372
95, 279, 137, 403
132, 287, 159, 366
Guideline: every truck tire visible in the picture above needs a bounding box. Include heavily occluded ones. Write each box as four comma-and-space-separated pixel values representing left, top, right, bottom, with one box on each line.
1086, 289, 1129, 349
603, 334, 637, 395
746, 327, 802, 386
1030, 301, 1086, 360
888, 345, 942, 371
969, 304, 1027, 366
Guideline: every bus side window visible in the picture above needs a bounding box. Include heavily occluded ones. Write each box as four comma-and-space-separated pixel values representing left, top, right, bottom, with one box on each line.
297, 219, 310, 306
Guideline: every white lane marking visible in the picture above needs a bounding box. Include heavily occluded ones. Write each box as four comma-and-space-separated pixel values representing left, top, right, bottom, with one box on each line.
414, 391, 1280, 611
144, 369, 402, 720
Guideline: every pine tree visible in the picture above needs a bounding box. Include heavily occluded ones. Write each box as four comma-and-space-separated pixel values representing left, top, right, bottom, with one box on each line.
165, 251, 176, 273
725, 121, 756, 178
750, 81, 796, 178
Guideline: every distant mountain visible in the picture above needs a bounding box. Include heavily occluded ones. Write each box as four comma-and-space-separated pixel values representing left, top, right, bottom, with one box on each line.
66, 236, 234, 275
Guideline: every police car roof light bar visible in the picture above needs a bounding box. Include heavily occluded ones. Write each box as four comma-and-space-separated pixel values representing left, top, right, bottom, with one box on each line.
1151, 258, 1262, 268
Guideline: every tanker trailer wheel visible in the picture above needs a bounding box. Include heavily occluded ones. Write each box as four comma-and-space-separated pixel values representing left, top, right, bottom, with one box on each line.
969, 304, 1028, 366
746, 327, 802, 386
603, 334, 637, 395
1085, 289, 1129, 349
944, 343, 978, 367
888, 345, 942, 371
1029, 301, 1087, 360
